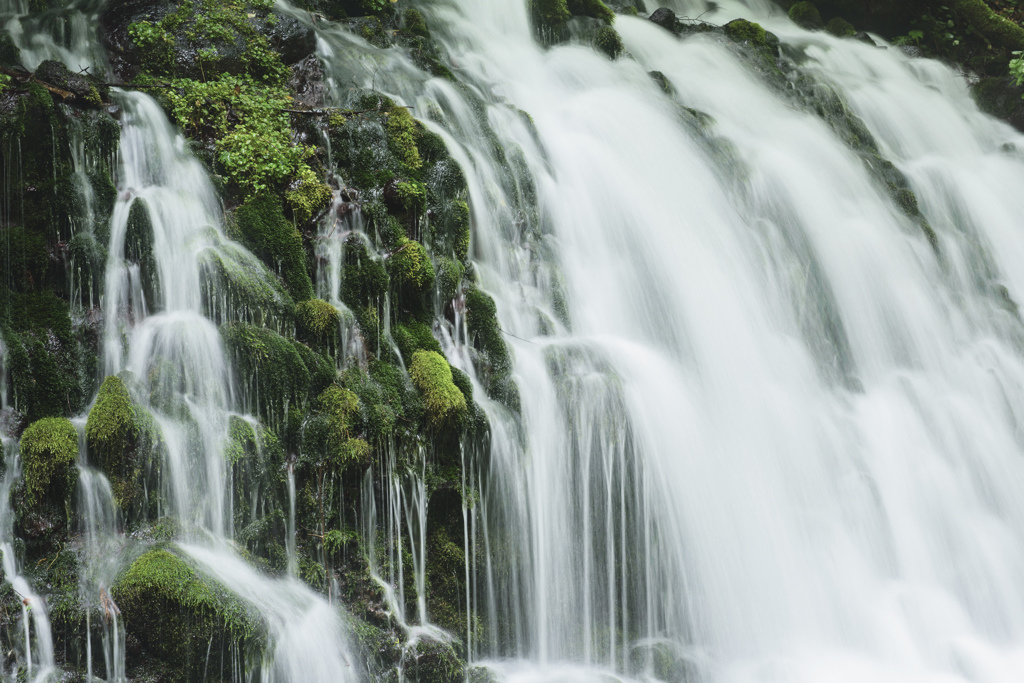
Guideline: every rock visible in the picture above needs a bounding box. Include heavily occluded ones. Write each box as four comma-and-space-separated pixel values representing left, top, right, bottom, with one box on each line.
649, 7, 678, 33
266, 11, 316, 64
854, 31, 876, 46
973, 76, 1024, 133
288, 54, 326, 108
788, 1, 823, 30
34, 59, 97, 101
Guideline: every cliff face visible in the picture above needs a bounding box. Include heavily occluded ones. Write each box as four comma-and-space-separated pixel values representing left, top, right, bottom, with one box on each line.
1, 0, 1023, 679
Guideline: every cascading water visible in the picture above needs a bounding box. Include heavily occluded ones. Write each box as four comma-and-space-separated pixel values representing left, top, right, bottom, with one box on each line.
98, 89, 359, 679
279, 0, 1024, 680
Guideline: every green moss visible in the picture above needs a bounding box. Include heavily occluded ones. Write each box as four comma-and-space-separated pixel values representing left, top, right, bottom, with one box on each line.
285, 165, 332, 225
234, 194, 314, 302
724, 18, 767, 44
386, 105, 423, 173
393, 321, 443, 366
530, 0, 571, 30
113, 549, 263, 677
947, 0, 1024, 52
19, 417, 78, 508
465, 287, 519, 411
435, 256, 464, 304
199, 230, 296, 327
568, 0, 615, 23
388, 238, 435, 305
221, 322, 313, 427
825, 17, 856, 37
295, 299, 340, 348
86, 375, 163, 517
595, 26, 624, 58
788, 2, 823, 30
305, 386, 372, 470
410, 350, 467, 430
404, 8, 430, 37
0, 32, 20, 67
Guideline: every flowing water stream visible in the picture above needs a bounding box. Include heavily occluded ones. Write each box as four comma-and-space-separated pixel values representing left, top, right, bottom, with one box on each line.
6, 0, 1024, 680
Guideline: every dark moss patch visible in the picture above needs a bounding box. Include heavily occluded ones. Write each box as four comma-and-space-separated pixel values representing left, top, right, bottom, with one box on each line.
233, 194, 314, 302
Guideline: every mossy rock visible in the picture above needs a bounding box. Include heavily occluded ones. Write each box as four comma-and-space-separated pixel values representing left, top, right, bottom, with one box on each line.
295, 298, 340, 351
388, 238, 435, 313
198, 231, 296, 328
410, 350, 467, 430
393, 320, 442, 367
19, 417, 78, 509
113, 549, 264, 679
85, 375, 163, 518
307, 385, 373, 471
530, 0, 571, 33
825, 17, 856, 37
233, 194, 314, 303
568, 0, 616, 23
788, 1, 824, 30
595, 26, 624, 59
464, 287, 519, 411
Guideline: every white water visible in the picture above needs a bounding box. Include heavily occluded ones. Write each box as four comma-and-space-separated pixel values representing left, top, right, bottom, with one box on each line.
98, 90, 359, 680
0, 437, 56, 683
297, 1, 1024, 681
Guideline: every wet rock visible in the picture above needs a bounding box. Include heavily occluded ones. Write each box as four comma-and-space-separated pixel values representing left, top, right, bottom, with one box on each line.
287, 54, 326, 108
34, 59, 98, 101
973, 76, 1024, 133
649, 7, 678, 33
265, 12, 316, 63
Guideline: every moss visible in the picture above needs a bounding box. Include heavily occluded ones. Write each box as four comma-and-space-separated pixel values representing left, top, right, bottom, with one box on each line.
386, 105, 423, 173
19, 417, 78, 508
825, 17, 857, 37
435, 256, 464, 304
221, 322, 313, 427
388, 238, 436, 307
530, 0, 571, 30
946, 0, 1024, 52
465, 287, 519, 411
340, 235, 389, 313
404, 8, 430, 37
285, 165, 332, 225
393, 321, 443, 366
788, 2, 823, 30
410, 350, 467, 430
724, 18, 767, 44
113, 549, 262, 678
595, 26, 624, 58
568, 0, 616, 23
233, 194, 314, 302
295, 298, 340, 349
0, 32, 20, 67
86, 375, 163, 518
199, 231, 295, 328
304, 386, 371, 471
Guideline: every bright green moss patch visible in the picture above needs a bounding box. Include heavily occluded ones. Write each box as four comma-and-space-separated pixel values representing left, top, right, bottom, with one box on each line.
113, 549, 263, 677
86, 375, 134, 469
410, 350, 467, 429
285, 166, 333, 225
388, 238, 435, 302
386, 105, 423, 173
19, 417, 78, 508
296, 299, 340, 349
233, 194, 314, 302
393, 321, 443, 366
724, 18, 767, 44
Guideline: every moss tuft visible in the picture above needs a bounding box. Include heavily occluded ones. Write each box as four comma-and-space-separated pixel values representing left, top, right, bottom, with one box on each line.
393, 321, 443, 366
19, 417, 78, 508
595, 27, 624, 58
386, 105, 423, 173
410, 350, 467, 429
788, 2, 823, 30
825, 17, 856, 37
285, 165, 332, 225
388, 238, 436, 308
113, 549, 262, 677
295, 299, 340, 349
233, 194, 314, 302
568, 0, 616, 23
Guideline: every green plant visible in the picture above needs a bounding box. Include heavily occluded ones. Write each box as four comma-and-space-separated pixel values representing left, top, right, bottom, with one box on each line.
409, 350, 467, 429
1011, 51, 1024, 85
19, 417, 78, 507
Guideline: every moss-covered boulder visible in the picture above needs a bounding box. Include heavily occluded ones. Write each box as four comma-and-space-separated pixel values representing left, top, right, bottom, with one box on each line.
595, 26, 624, 58
825, 16, 856, 36
410, 350, 467, 430
85, 375, 162, 518
388, 238, 435, 313
295, 298, 340, 351
309, 385, 372, 471
465, 287, 518, 411
19, 417, 78, 509
789, 1, 824, 29
113, 549, 263, 679
393, 321, 442, 366
233, 195, 315, 303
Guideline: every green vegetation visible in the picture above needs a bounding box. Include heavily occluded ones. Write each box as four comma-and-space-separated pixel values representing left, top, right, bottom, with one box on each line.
233, 194, 315, 302
113, 549, 263, 675
595, 27, 624, 59
825, 17, 856, 37
789, 2, 824, 29
568, 0, 616, 23
19, 417, 78, 508
410, 350, 467, 429
296, 299, 341, 349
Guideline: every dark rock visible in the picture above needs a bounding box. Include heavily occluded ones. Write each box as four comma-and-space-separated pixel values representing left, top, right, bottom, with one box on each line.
98, 0, 174, 80
288, 54, 325, 108
649, 7, 678, 33
973, 76, 1024, 133
34, 60, 96, 100
854, 31, 876, 46
266, 11, 316, 64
